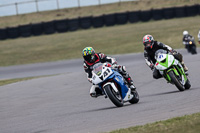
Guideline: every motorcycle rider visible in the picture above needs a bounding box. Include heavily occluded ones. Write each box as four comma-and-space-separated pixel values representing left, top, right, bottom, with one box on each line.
182, 30, 196, 52
143, 34, 188, 79
197, 29, 200, 44
82, 47, 136, 98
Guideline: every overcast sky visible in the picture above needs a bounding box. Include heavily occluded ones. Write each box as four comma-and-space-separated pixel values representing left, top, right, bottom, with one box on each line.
0, 0, 136, 16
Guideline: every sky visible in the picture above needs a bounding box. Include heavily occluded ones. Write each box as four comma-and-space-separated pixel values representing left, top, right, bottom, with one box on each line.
0, 0, 135, 17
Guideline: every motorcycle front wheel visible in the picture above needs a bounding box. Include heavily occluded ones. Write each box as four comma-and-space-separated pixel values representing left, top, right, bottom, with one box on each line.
168, 71, 185, 91
104, 85, 124, 107
184, 78, 191, 90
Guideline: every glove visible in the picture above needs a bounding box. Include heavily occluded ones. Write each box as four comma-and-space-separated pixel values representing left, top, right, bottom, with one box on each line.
169, 49, 177, 54
111, 58, 117, 65
88, 78, 92, 83
111, 64, 119, 69
150, 64, 155, 70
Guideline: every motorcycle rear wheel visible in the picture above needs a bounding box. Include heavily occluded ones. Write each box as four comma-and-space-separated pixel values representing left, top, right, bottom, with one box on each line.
191, 46, 197, 54
168, 71, 185, 91
129, 90, 139, 104
104, 85, 124, 107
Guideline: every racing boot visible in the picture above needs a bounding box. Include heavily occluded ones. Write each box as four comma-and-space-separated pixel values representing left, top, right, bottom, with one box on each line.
181, 61, 188, 72
126, 77, 136, 91
90, 85, 103, 98
95, 87, 103, 97
122, 73, 136, 91
181, 61, 188, 75
118, 65, 136, 91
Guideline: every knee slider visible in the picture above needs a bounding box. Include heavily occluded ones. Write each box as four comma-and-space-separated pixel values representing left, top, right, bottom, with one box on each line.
153, 74, 159, 79
153, 71, 162, 79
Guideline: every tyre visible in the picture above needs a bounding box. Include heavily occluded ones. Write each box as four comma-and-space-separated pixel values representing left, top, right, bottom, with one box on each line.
184, 78, 191, 90
129, 90, 139, 104
104, 85, 124, 107
191, 46, 197, 54
168, 71, 185, 91
186, 46, 190, 53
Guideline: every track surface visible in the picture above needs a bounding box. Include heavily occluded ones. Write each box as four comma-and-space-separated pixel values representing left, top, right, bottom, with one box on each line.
0, 48, 200, 133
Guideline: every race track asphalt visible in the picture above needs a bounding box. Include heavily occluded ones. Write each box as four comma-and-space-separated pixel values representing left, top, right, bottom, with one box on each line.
0, 48, 200, 133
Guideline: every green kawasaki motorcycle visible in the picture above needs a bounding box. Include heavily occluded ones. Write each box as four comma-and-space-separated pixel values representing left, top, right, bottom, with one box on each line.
154, 49, 191, 91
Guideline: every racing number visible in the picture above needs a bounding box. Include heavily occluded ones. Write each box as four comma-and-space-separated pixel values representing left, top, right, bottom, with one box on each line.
103, 69, 110, 77
92, 75, 96, 80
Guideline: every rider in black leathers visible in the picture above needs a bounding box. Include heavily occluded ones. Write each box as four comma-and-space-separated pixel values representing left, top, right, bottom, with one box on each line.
182, 30, 196, 53
143, 35, 188, 79
198, 30, 200, 44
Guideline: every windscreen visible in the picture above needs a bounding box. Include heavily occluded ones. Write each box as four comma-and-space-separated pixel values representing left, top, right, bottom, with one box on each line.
155, 49, 167, 59
93, 63, 103, 76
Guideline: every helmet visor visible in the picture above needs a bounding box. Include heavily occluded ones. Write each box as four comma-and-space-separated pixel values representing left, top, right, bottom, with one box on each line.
83, 54, 95, 63
144, 42, 152, 48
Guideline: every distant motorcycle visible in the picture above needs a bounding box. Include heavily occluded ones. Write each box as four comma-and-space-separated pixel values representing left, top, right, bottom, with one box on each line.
91, 62, 139, 107
154, 49, 191, 91
185, 39, 197, 54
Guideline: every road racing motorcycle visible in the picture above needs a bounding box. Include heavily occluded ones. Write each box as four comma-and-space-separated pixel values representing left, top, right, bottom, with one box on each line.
185, 38, 197, 54
91, 62, 139, 107
154, 49, 191, 91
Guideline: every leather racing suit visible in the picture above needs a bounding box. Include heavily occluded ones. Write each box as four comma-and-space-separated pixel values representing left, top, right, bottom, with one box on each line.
182, 34, 196, 52
144, 41, 185, 79
83, 53, 135, 97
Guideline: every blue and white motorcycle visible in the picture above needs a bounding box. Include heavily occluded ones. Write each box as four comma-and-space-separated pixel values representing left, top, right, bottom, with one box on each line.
91, 62, 139, 107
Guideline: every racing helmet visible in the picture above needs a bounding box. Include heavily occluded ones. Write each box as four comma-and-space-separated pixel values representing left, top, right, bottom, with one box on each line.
183, 30, 188, 36
143, 34, 154, 49
82, 47, 95, 63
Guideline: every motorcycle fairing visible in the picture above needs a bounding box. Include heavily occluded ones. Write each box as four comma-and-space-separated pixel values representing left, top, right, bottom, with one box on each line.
155, 52, 187, 85
99, 70, 129, 99
112, 71, 129, 99
156, 54, 174, 70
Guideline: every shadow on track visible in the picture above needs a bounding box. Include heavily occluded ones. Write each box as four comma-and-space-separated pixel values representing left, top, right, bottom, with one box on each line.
142, 86, 199, 98
84, 102, 138, 113
62, 101, 140, 117
61, 105, 124, 117
142, 90, 180, 98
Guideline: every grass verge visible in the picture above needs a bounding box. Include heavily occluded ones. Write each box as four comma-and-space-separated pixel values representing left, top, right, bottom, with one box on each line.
0, 75, 57, 86
0, 16, 199, 66
0, 77, 37, 86
0, 0, 199, 28
109, 112, 200, 133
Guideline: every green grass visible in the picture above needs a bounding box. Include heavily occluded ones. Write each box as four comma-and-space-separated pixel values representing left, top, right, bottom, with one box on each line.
0, 75, 57, 86
0, 77, 37, 86
0, 0, 199, 66
108, 112, 200, 133
0, 1, 199, 132
0, 16, 199, 66
0, 0, 199, 28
